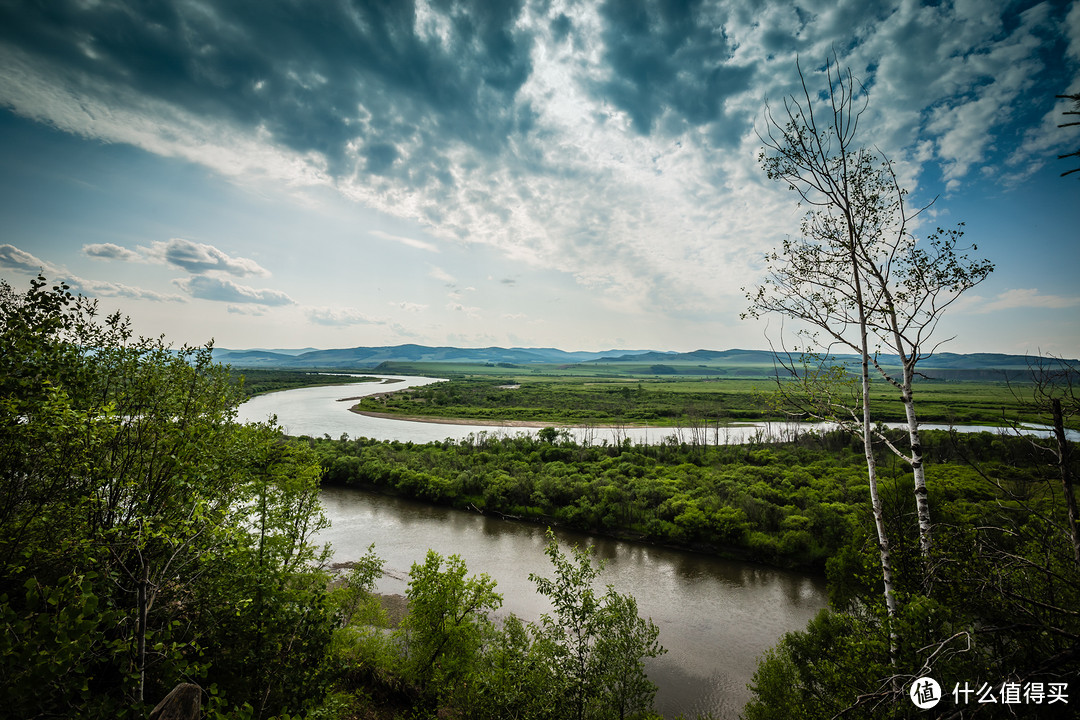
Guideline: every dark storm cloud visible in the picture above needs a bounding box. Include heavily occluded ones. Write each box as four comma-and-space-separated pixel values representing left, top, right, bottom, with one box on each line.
0, 0, 535, 181
594, 0, 755, 138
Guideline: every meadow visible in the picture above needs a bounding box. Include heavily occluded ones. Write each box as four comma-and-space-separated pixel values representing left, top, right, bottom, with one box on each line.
348, 361, 1054, 429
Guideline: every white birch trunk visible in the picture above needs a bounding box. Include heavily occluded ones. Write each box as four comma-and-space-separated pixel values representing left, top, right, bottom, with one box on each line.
900, 361, 932, 558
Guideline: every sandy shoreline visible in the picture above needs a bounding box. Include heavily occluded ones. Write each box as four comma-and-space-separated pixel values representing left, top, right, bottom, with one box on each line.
348, 408, 760, 431
349, 408, 564, 428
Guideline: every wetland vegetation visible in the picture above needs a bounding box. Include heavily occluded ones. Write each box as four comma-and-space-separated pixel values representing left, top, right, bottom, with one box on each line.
346, 367, 1060, 429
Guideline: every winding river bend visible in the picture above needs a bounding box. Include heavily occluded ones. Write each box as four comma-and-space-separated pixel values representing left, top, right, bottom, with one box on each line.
239, 376, 831, 717
236, 373, 1077, 445
236, 375, 1070, 718
317, 487, 826, 719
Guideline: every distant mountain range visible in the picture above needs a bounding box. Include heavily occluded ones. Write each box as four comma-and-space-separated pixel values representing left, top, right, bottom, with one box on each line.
212, 344, 1072, 378
212, 344, 662, 367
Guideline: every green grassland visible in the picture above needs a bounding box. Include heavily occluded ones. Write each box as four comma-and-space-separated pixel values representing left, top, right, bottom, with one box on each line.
350, 361, 1056, 428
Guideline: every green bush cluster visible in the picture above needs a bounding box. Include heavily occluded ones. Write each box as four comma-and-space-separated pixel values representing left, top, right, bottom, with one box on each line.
311, 430, 1035, 571
327, 533, 664, 720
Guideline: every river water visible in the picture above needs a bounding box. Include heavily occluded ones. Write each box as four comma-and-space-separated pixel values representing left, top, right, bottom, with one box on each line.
317, 486, 827, 719
235, 373, 1077, 444
235, 374, 771, 445
236, 375, 1070, 717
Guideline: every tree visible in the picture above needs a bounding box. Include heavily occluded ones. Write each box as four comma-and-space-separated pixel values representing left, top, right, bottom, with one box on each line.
529, 530, 664, 720
1058, 92, 1080, 178
858, 222, 991, 559
749, 57, 991, 571
1010, 355, 1080, 565
399, 550, 502, 703
0, 276, 333, 718
746, 58, 900, 632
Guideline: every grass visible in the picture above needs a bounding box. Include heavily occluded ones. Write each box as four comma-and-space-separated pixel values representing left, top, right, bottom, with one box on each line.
347, 366, 1056, 429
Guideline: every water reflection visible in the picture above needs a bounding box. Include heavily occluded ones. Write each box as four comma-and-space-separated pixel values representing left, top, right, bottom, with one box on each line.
316, 486, 828, 719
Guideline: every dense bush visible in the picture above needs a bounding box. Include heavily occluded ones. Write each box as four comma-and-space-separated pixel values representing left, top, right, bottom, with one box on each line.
309, 428, 1047, 571
1, 278, 334, 718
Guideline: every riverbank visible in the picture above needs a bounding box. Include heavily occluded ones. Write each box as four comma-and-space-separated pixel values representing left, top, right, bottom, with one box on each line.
350, 407, 639, 429
317, 485, 829, 720
238, 372, 384, 399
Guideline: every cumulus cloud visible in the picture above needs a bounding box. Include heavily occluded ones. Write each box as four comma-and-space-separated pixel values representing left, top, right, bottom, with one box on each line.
145, 238, 269, 277
67, 276, 185, 302
84, 238, 270, 278
83, 243, 141, 261
1, 244, 183, 301
227, 305, 267, 316
173, 276, 294, 305
0, 243, 51, 272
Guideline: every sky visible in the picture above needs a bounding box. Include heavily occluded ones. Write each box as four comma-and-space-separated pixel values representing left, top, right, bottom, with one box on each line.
1, 0, 1078, 356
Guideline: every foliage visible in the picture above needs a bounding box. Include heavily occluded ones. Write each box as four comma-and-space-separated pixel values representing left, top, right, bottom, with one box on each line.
324, 535, 664, 720
745, 431, 1080, 718
399, 550, 502, 702
345, 372, 1049, 428
309, 425, 1078, 717
310, 428, 1052, 571
230, 368, 380, 397
530, 531, 665, 720
0, 276, 333, 718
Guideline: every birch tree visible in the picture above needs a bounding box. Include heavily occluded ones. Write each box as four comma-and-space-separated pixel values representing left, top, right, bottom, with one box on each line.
859, 221, 991, 558
746, 58, 899, 626
748, 57, 990, 568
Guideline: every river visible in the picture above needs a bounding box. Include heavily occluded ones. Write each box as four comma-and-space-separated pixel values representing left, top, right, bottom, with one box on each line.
237, 373, 1072, 444
237, 375, 1068, 717
317, 486, 827, 719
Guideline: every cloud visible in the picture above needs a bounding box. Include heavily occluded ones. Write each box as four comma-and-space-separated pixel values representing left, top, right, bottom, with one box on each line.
145, 238, 269, 277
227, 305, 267, 316
593, 0, 755, 137
370, 230, 438, 253
0, 0, 533, 182
429, 267, 456, 284
66, 276, 185, 302
958, 288, 1080, 314
396, 301, 429, 312
306, 306, 384, 326
83, 243, 141, 261
85, 238, 271, 278
1, 244, 182, 301
447, 301, 481, 318
0, 244, 52, 272
173, 276, 294, 305
0, 0, 1073, 323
